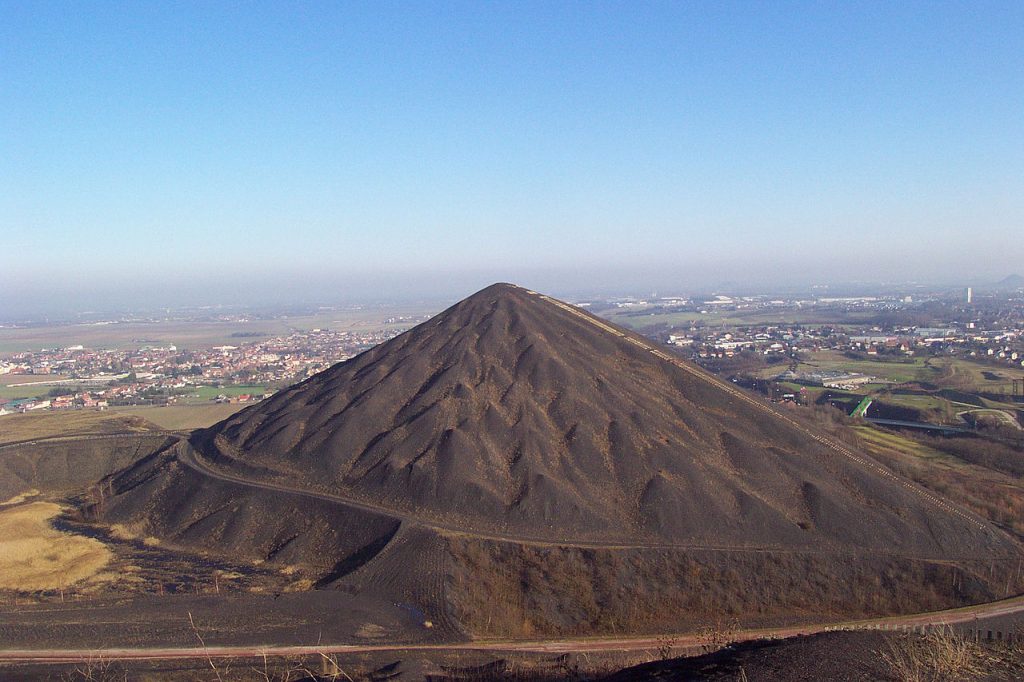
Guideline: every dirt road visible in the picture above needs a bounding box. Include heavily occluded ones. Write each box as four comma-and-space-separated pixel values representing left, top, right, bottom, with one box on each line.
178, 438, 987, 565
2, 593, 1023, 663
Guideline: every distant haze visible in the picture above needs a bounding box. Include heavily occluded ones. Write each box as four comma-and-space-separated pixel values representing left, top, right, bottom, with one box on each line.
2, 3, 1022, 317
0, 263, 1014, 320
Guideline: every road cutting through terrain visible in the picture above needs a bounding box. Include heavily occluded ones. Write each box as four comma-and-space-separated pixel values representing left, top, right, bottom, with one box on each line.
178, 440, 987, 564
2, 592, 1024, 663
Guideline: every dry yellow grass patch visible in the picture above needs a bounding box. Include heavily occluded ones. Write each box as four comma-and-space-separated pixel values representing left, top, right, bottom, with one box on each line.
1, 488, 40, 506
0, 501, 113, 591
108, 522, 143, 540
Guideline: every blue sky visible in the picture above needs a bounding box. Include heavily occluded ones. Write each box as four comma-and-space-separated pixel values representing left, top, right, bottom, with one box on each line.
2, 1, 1023, 313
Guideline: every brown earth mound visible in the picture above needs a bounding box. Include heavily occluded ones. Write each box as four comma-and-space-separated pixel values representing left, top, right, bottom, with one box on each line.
192, 283, 1004, 556
91, 283, 1024, 636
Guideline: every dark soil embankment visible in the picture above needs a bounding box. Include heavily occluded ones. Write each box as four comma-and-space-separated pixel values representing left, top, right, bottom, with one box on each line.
0, 591, 434, 650
88, 442, 404, 585
0, 434, 175, 500
867, 401, 925, 422
602, 631, 895, 681
86, 441, 460, 636
446, 538, 1013, 638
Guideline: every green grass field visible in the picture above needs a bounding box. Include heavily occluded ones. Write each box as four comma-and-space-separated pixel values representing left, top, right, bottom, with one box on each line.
758, 351, 1024, 393
851, 425, 953, 463
0, 374, 70, 385
801, 351, 929, 383
750, 355, 927, 385
939, 359, 1023, 394
880, 394, 948, 411
755, 349, 1024, 426
1, 383, 269, 404
0, 382, 43, 399
185, 385, 267, 401
0, 385, 52, 401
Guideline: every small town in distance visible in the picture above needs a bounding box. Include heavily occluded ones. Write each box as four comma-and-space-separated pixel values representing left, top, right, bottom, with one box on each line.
3, 280, 1021, 427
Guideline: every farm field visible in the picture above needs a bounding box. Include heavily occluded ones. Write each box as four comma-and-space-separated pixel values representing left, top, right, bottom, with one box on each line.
184, 385, 267, 401
939, 361, 1023, 395
766, 351, 1020, 396
0, 411, 159, 444
0, 384, 52, 400
852, 423, 1024, 535
605, 306, 880, 330
0, 305, 436, 355
749, 350, 1023, 432
750, 351, 1022, 396
1, 385, 268, 431
108, 404, 248, 430
773, 350, 930, 384
0, 374, 70, 385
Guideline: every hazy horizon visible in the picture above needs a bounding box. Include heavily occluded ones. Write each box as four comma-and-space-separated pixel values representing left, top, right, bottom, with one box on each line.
3, 2, 1023, 318
1, 265, 1018, 321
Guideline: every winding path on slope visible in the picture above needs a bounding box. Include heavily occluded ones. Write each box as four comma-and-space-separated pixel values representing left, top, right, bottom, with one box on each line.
178, 438, 986, 564
0, 430, 183, 452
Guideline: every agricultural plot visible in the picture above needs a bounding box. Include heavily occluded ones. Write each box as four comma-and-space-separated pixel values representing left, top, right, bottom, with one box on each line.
0, 384, 51, 400
184, 384, 267, 401
799, 351, 929, 384
0, 374, 70, 385
0, 411, 159, 445
109, 404, 248, 430
605, 307, 880, 330
0, 305, 434, 354
760, 351, 1022, 429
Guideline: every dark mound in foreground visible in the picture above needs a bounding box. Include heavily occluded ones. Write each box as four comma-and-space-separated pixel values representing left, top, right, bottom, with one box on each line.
193, 283, 1000, 554
602, 630, 1024, 681
91, 283, 1024, 637
603, 632, 895, 681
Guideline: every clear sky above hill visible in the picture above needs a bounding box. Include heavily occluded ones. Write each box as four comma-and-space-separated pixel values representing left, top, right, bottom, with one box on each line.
2, 1, 1022, 314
